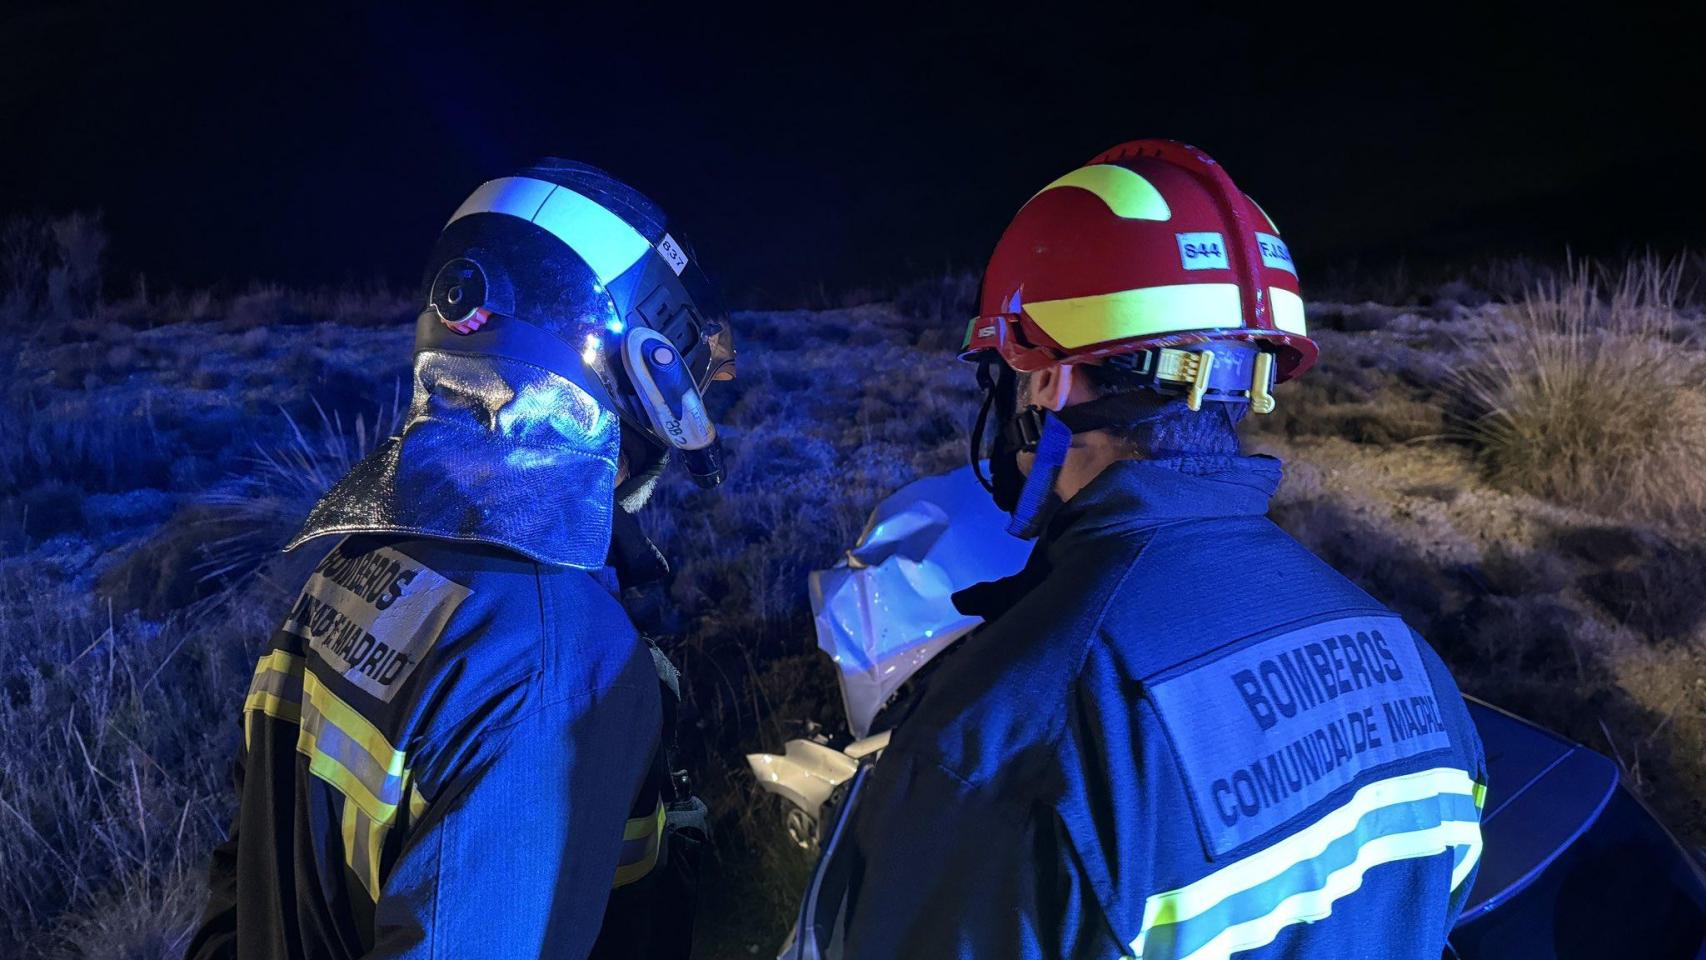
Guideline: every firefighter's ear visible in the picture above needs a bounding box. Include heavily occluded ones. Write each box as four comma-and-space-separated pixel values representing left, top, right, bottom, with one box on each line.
1030, 363, 1076, 413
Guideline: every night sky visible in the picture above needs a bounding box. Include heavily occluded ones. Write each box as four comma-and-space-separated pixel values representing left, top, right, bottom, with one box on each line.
5, 4, 1702, 304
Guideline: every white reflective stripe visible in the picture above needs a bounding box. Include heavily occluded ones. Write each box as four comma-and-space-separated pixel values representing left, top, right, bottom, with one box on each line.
1450, 827, 1483, 892
445, 176, 653, 285
447, 177, 556, 228
1270, 287, 1306, 336
1134, 767, 1477, 951
1163, 820, 1482, 960
532, 187, 652, 283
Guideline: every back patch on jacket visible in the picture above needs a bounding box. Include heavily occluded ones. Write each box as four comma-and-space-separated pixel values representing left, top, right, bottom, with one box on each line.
281, 541, 472, 702
1148, 614, 1453, 856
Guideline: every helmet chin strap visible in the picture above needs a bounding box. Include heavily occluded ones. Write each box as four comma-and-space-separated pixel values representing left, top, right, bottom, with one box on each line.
973, 348, 1251, 540
1006, 412, 1072, 539
1000, 393, 1189, 540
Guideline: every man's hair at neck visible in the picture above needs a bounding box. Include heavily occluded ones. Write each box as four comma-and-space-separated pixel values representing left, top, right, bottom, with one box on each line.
1043, 361, 1245, 458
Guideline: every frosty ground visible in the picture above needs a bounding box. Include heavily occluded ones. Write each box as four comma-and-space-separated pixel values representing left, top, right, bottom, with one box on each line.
2, 262, 1704, 958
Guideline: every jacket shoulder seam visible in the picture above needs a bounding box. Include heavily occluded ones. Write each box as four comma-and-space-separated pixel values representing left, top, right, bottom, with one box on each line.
532, 560, 550, 682
480, 677, 657, 737
1068, 530, 1158, 704
921, 533, 1157, 794
918, 753, 1031, 826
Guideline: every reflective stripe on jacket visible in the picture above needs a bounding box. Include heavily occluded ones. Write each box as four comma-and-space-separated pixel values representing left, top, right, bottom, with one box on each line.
811, 455, 1487, 959
187, 534, 662, 960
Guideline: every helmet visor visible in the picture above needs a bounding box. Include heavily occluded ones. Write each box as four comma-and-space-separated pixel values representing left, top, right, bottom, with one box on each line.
701, 316, 736, 383
667, 309, 735, 389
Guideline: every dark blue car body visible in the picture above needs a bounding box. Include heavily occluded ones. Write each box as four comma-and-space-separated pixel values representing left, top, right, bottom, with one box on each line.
1455, 699, 1706, 959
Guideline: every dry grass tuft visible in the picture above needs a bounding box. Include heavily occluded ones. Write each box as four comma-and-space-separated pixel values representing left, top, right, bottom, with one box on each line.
0, 569, 274, 958
195, 391, 404, 584
1457, 256, 1706, 526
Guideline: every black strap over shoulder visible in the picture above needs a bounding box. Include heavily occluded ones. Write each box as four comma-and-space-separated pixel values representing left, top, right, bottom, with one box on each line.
644, 638, 693, 804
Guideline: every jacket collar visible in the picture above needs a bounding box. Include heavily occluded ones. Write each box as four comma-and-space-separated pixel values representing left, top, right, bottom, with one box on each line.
955, 454, 1283, 620
1043, 454, 1281, 557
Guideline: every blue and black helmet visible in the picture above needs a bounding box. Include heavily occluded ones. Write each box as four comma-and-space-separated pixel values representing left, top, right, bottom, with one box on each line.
416, 159, 734, 488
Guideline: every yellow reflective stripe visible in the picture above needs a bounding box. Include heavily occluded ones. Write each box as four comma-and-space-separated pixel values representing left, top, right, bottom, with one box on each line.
244, 691, 302, 724
1472, 779, 1488, 810
341, 796, 358, 856
301, 733, 392, 823
252, 649, 303, 682
298, 671, 407, 824
612, 859, 655, 888
244, 654, 408, 903
302, 671, 407, 778
1030, 164, 1172, 221
612, 801, 666, 889
243, 651, 305, 748
341, 799, 361, 880
1270, 286, 1307, 335
1025, 284, 1244, 349
341, 797, 385, 901
624, 800, 664, 841
363, 809, 384, 897
298, 668, 407, 903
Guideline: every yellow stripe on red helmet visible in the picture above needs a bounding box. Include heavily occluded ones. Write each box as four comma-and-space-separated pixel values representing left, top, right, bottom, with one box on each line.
1028, 164, 1172, 221
1023, 283, 1244, 349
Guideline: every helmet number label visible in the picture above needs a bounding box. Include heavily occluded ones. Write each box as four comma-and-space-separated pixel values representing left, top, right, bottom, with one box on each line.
1256, 232, 1296, 275
656, 233, 689, 276
1176, 232, 1229, 271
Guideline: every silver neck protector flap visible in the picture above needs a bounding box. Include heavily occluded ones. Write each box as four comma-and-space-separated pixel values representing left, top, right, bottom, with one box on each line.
287, 349, 621, 569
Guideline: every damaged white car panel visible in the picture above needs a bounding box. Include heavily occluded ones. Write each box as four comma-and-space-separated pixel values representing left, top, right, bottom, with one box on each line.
745, 732, 888, 851
746, 464, 1029, 851
807, 465, 1032, 740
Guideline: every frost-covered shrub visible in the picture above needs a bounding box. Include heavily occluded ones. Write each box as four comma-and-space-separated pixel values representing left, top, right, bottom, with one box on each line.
1457, 257, 1706, 526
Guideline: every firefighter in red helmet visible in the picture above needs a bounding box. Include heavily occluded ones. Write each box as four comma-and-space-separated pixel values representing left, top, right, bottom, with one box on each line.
786, 141, 1487, 959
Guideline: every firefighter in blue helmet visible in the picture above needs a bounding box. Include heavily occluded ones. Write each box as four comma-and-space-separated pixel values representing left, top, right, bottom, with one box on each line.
787, 141, 1487, 959
187, 160, 732, 960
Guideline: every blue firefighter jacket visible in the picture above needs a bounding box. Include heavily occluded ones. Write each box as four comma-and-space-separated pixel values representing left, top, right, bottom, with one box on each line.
824, 455, 1487, 959
186, 535, 663, 960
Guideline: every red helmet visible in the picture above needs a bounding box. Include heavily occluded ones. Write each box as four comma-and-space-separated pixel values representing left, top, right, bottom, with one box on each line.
961, 139, 1317, 395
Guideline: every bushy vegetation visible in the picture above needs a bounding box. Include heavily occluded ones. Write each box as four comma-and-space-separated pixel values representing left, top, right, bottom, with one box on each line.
0, 566, 273, 958
1, 212, 107, 330
3, 219, 1705, 957
1457, 257, 1706, 525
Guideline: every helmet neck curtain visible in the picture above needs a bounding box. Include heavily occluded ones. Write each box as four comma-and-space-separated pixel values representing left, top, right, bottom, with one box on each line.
288, 351, 622, 569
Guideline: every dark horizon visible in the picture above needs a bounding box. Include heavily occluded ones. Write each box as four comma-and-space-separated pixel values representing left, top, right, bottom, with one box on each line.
6, 4, 1702, 304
